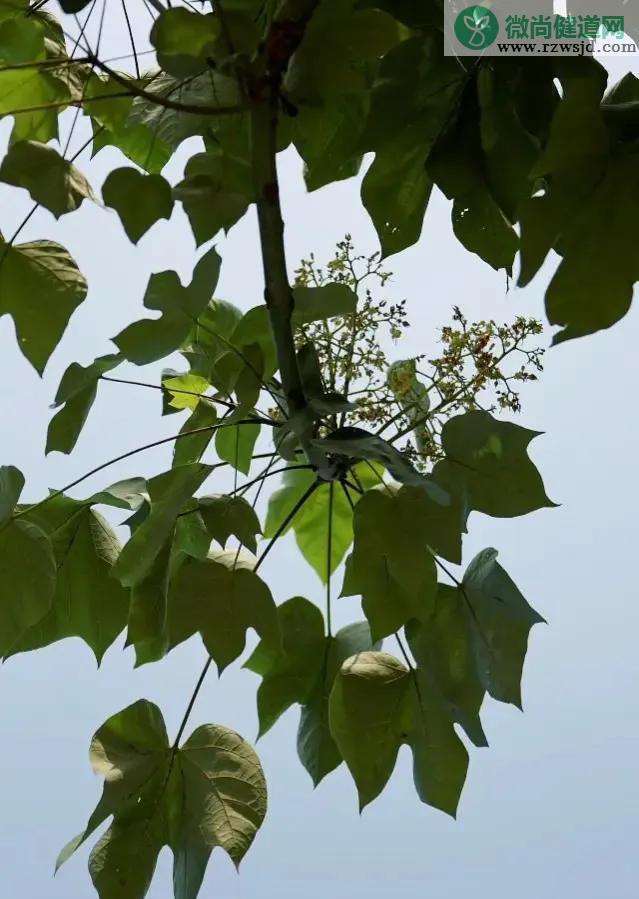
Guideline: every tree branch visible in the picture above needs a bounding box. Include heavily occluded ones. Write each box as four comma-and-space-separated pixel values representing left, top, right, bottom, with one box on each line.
87, 54, 247, 116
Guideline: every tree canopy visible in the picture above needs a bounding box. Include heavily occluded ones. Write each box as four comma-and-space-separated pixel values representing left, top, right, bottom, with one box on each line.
0, 2, 636, 897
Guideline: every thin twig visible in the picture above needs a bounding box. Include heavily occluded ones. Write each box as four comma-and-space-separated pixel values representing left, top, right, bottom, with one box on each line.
8, 419, 264, 528
326, 480, 334, 636
254, 479, 320, 572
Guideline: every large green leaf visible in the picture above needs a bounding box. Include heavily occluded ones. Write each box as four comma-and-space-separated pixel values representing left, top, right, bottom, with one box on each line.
263, 463, 379, 583
359, 36, 467, 255
215, 420, 260, 475
198, 494, 262, 554
46, 354, 122, 455
406, 584, 487, 748
174, 149, 253, 247
0, 237, 87, 373
462, 548, 545, 708
298, 620, 379, 785
113, 463, 211, 587
286, 7, 400, 102
344, 488, 438, 640
427, 77, 520, 272
0, 517, 56, 655
362, 144, 432, 258
182, 298, 243, 378
433, 411, 555, 519
0, 66, 69, 144
245, 596, 326, 737
329, 651, 468, 816
123, 71, 241, 161
126, 538, 172, 667
11, 499, 129, 662
58, 700, 267, 899
150, 8, 219, 77
245, 597, 378, 784
293, 95, 366, 192
165, 549, 279, 672
102, 168, 174, 244
114, 247, 221, 365
0, 140, 93, 218
0, 464, 24, 525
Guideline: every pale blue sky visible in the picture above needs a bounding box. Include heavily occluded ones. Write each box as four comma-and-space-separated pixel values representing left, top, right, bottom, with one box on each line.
0, 26, 637, 899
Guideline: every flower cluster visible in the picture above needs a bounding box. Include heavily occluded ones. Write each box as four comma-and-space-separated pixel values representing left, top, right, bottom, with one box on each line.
293, 239, 545, 467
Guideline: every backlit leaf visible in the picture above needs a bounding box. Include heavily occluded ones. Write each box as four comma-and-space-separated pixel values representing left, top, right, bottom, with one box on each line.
166, 549, 279, 672
102, 168, 174, 243
12, 499, 129, 662
58, 700, 267, 898
0, 237, 87, 373
0, 140, 93, 217
329, 651, 468, 815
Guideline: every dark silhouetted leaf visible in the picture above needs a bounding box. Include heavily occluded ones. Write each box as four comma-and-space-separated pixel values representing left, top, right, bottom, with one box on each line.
102, 168, 174, 243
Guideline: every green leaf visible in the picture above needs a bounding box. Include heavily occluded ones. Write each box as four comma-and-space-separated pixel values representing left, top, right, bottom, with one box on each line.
246, 597, 379, 784
151, 8, 219, 77
173, 399, 219, 468
11, 500, 129, 663
361, 35, 464, 153
0, 140, 93, 218
113, 463, 211, 587
263, 464, 379, 583
329, 651, 468, 815
345, 488, 438, 640
406, 585, 487, 748
462, 548, 545, 708
0, 518, 56, 655
245, 596, 326, 737
362, 144, 432, 258
182, 298, 243, 377
124, 71, 241, 161
126, 538, 172, 667
433, 411, 555, 519
46, 354, 122, 455
166, 550, 279, 672
428, 105, 519, 272
102, 168, 174, 244
291, 283, 358, 325
162, 372, 210, 412
286, 8, 401, 102
0, 237, 87, 373
198, 494, 261, 554
58, 700, 267, 897
174, 150, 252, 247
83, 73, 133, 133
215, 421, 260, 475
0, 67, 69, 144
114, 246, 221, 365
544, 156, 639, 344
0, 464, 24, 525
298, 620, 379, 785
91, 116, 170, 176
293, 95, 366, 192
